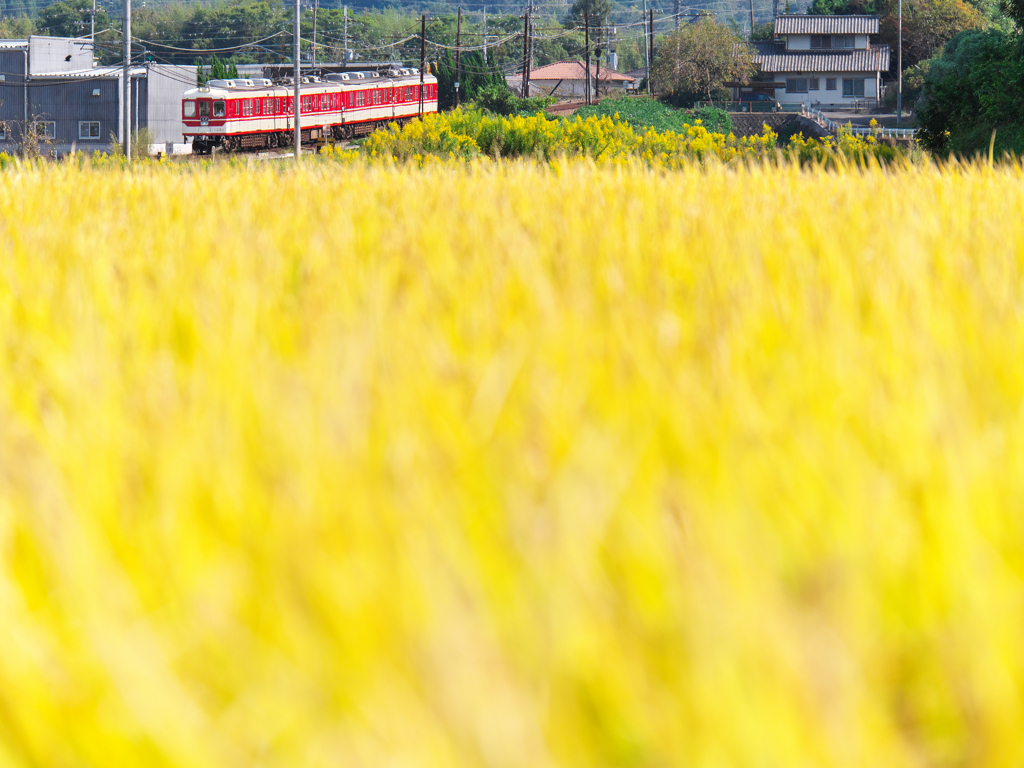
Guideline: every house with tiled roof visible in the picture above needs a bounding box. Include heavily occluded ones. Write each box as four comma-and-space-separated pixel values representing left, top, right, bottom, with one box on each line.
511, 60, 636, 100
740, 15, 889, 107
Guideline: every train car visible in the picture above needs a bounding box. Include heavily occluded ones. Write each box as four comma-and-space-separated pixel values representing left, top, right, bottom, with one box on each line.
182, 68, 439, 154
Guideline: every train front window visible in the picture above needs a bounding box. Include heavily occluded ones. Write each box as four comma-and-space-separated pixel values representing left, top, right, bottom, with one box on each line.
183, 100, 196, 117
213, 101, 226, 117
198, 100, 210, 117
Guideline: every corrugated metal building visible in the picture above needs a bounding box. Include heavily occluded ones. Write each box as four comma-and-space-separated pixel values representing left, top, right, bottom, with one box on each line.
0, 36, 196, 155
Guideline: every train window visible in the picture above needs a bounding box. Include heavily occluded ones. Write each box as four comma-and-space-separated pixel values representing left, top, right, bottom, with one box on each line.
197, 100, 210, 117
183, 100, 196, 117
356, 91, 365, 106
263, 98, 272, 114
213, 101, 226, 117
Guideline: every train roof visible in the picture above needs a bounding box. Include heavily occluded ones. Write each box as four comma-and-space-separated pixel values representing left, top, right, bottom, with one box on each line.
183, 69, 435, 99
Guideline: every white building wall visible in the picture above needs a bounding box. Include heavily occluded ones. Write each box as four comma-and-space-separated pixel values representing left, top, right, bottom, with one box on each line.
28, 36, 93, 73
146, 64, 197, 144
773, 71, 878, 104
784, 33, 870, 50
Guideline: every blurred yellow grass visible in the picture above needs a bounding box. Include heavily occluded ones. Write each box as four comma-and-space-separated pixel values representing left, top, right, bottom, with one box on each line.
1, 157, 1024, 768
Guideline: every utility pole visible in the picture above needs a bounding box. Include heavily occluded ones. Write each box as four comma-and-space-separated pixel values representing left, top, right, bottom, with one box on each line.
897, 0, 902, 124
343, 5, 348, 54
749, 0, 754, 37
521, 7, 529, 98
648, 8, 654, 95
312, 0, 318, 72
91, 0, 96, 40
482, 6, 487, 64
642, 0, 650, 95
294, 0, 300, 160
419, 14, 425, 117
674, 0, 679, 29
123, 0, 131, 158
584, 12, 590, 106
595, 25, 601, 101
455, 7, 462, 107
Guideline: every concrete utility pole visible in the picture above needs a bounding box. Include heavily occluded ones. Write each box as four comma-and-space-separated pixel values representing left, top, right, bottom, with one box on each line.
91, 0, 96, 40
648, 8, 654, 95
642, 0, 650, 94
749, 0, 754, 37
344, 5, 348, 52
294, 0, 301, 160
312, 0, 318, 71
897, 0, 902, 124
419, 14, 425, 117
521, 7, 529, 98
455, 7, 462, 107
123, 0, 131, 158
674, 0, 679, 29
584, 12, 590, 106
482, 6, 487, 63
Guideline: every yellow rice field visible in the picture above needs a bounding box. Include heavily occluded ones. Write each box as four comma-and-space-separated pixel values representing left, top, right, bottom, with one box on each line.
2, 157, 1024, 768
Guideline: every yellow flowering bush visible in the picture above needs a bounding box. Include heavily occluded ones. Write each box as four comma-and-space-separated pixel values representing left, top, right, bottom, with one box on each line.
357, 108, 779, 166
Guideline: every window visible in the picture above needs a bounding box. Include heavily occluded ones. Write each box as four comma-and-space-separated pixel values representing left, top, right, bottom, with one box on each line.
809, 78, 820, 90
213, 101, 226, 117
832, 34, 855, 48
36, 121, 55, 139
356, 91, 365, 106
826, 78, 837, 90
183, 100, 196, 117
842, 78, 865, 97
786, 78, 808, 93
198, 100, 211, 117
242, 99, 254, 117
810, 34, 831, 49
0, 125, 6, 140
264, 98, 273, 114
78, 121, 100, 139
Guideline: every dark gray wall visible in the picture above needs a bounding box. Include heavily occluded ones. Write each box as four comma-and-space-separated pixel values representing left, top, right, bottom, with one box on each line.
28, 77, 120, 149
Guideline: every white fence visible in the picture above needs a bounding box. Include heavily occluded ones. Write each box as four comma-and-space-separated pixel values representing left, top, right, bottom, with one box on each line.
800, 105, 917, 139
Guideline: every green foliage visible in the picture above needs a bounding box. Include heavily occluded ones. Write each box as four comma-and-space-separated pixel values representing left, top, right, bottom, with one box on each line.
916, 28, 1024, 156
574, 96, 733, 136
807, 0, 879, 14
751, 21, 775, 41
433, 50, 507, 111
564, 0, 613, 28
651, 16, 755, 105
473, 83, 556, 117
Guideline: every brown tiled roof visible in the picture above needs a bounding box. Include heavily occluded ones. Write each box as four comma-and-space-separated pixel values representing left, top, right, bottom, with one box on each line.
755, 45, 890, 72
527, 60, 636, 82
774, 14, 880, 34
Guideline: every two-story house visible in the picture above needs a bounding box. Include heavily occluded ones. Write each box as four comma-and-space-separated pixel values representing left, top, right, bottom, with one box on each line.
746, 15, 890, 107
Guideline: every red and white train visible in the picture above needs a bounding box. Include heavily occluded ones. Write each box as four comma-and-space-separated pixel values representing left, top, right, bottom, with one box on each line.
182, 68, 438, 153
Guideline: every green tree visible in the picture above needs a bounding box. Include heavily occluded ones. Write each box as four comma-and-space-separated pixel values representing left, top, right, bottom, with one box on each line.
651, 16, 755, 105
433, 50, 506, 111
37, 0, 107, 38
564, 0, 613, 29
877, 0, 986, 68
916, 28, 1024, 155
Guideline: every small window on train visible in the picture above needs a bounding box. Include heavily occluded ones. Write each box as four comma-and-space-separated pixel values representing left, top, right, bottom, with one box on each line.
264, 98, 272, 114
198, 100, 210, 117
183, 100, 196, 117
213, 101, 226, 117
